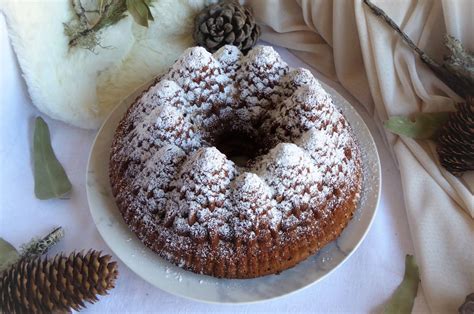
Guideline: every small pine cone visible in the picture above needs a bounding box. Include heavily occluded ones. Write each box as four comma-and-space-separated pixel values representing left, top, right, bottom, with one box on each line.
194, 0, 261, 53
436, 97, 474, 175
0, 250, 118, 314
459, 293, 474, 314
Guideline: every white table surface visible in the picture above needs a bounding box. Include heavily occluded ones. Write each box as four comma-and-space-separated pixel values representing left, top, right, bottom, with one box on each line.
0, 15, 417, 313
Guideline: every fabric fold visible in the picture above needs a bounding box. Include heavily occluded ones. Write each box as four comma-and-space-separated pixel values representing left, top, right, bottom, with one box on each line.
243, 0, 473, 311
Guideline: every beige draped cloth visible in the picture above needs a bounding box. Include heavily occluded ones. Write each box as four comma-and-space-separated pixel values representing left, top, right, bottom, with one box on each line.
243, 0, 473, 312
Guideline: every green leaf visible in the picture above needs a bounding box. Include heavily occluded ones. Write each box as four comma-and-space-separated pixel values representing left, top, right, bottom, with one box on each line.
126, 0, 154, 27
33, 117, 72, 200
384, 112, 450, 139
96, 0, 128, 29
0, 238, 19, 273
146, 2, 154, 22
384, 255, 420, 314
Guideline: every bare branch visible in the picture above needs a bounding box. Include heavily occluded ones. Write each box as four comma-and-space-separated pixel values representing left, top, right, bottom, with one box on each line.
363, 0, 473, 98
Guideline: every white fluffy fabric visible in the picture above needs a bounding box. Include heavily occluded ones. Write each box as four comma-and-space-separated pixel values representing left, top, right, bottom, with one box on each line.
0, 0, 208, 129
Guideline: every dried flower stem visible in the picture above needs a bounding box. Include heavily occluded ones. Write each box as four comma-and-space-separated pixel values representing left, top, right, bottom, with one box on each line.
20, 226, 64, 259
65, 0, 154, 50
66, 0, 128, 50
73, 0, 89, 25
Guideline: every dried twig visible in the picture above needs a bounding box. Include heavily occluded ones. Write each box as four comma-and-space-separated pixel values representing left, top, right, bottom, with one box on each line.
64, 0, 157, 51
363, 0, 473, 98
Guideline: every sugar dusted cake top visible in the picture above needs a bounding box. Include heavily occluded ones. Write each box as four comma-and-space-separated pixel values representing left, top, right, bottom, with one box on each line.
109, 45, 362, 278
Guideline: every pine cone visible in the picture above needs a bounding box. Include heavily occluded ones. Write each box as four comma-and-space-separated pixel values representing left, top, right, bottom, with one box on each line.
194, 0, 260, 53
0, 250, 118, 314
436, 97, 474, 175
459, 293, 474, 314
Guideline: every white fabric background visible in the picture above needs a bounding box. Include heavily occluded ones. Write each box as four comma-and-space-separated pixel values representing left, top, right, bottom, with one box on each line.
0, 14, 431, 313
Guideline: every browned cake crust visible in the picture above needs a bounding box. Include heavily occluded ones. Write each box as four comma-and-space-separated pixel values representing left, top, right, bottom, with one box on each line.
109, 45, 362, 278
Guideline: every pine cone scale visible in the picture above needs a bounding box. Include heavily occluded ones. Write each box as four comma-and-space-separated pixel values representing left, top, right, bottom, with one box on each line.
216, 16, 224, 27
199, 22, 208, 34
225, 32, 235, 44
222, 9, 233, 20
223, 23, 232, 33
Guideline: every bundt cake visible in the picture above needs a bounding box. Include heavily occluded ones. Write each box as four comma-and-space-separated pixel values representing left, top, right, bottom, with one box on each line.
109, 45, 362, 278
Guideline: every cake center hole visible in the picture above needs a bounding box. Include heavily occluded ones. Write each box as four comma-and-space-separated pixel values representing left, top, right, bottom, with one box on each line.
214, 131, 261, 167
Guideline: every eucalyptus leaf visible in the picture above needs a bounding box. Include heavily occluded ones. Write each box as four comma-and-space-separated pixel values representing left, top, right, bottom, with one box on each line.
384, 255, 420, 314
384, 112, 451, 139
0, 238, 19, 273
33, 117, 72, 200
97, 0, 128, 29
145, 2, 154, 22
126, 0, 153, 27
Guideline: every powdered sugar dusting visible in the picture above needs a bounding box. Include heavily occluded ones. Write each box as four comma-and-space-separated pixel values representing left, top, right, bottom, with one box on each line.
244, 45, 283, 67
235, 45, 288, 113
256, 143, 324, 228
127, 144, 186, 220
170, 46, 216, 70
282, 68, 320, 95
110, 45, 362, 278
214, 45, 242, 79
232, 173, 272, 219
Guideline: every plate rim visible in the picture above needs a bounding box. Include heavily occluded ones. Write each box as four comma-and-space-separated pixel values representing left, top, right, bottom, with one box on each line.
86, 79, 381, 304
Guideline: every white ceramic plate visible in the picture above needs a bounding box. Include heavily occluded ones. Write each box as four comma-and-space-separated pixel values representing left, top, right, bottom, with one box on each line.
86, 80, 381, 304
